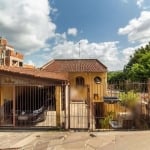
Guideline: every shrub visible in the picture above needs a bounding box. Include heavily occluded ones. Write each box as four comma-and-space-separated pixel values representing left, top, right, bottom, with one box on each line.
119, 91, 139, 108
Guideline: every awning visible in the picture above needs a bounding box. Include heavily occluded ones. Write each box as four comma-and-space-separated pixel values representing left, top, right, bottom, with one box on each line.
103, 96, 120, 104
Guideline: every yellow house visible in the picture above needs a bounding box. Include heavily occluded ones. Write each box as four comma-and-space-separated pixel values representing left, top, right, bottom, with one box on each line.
41, 59, 107, 129
0, 58, 108, 130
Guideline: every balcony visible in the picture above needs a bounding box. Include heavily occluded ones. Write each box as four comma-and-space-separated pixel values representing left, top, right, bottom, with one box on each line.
6, 50, 24, 60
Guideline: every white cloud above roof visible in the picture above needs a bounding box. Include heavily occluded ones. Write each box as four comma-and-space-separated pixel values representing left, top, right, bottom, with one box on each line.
136, 0, 144, 8
67, 28, 78, 36
118, 11, 150, 44
41, 40, 122, 71
0, 0, 56, 54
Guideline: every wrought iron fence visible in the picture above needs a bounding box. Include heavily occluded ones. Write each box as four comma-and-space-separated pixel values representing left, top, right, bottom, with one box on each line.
0, 83, 66, 129
1, 81, 150, 131
93, 82, 150, 130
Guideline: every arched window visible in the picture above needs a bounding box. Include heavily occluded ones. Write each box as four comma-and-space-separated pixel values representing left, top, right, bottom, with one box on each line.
94, 76, 102, 84
76, 76, 85, 86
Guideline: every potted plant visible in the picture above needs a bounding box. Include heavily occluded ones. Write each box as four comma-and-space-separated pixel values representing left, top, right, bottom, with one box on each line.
100, 111, 115, 129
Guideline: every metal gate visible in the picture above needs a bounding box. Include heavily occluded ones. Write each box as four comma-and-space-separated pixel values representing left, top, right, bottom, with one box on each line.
92, 82, 150, 130
69, 85, 90, 129
0, 84, 65, 129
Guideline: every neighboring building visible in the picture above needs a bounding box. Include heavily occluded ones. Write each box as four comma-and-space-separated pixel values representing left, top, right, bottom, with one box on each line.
23, 64, 35, 69
0, 37, 23, 67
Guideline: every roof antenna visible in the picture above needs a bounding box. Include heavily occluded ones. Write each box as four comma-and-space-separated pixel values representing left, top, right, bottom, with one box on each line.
79, 42, 80, 58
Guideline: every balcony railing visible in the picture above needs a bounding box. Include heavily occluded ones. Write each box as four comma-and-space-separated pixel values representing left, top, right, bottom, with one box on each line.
6, 50, 24, 59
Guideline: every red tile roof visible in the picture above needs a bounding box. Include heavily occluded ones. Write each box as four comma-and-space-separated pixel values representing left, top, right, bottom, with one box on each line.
0, 66, 68, 81
41, 59, 107, 73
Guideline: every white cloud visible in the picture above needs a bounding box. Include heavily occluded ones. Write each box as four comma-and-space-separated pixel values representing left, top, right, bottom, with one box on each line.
25, 60, 35, 66
118, 11, 150, 44
122, 47, 137, 66
121, 42, 148, 66
0, 0, 56, 54
41, 40, 122, 71
122, 0, 150, 9
39, 39, 149, 71
136, 0, 150, 10
67, 28, 78, 36
54, 33, 67, 45
121, 0, 128, 4
136, 0, 144, 8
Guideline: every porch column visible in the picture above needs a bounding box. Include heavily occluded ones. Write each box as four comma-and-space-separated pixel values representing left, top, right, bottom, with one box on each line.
55, 86, 61, 127
65, 84, 69, 129
0, 86, 4, 125
12, 85, 15, 127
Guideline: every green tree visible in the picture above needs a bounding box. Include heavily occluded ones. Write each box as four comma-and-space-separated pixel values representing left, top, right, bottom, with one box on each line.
108, 71, 126, 84
124, 42, 150, 82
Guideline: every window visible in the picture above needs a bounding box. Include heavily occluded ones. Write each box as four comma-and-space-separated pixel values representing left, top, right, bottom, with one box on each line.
19, 62, 23, 67
12, 60, 18, 66
76, 76, 85, 86
94, 76, 102, 84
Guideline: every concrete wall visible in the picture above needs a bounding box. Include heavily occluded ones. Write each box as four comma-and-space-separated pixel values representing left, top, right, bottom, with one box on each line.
69, 72, 107, 103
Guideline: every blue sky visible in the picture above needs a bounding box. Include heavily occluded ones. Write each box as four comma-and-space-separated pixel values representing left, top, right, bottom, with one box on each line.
0, 0, 150, 70
53, 0, 138, 42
